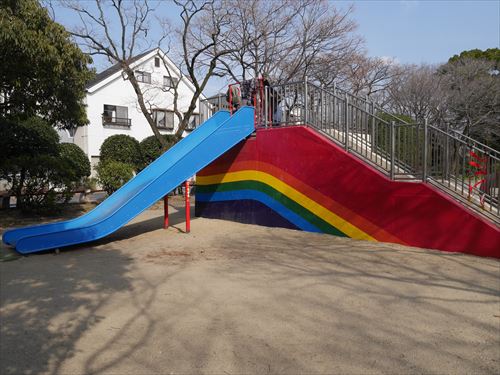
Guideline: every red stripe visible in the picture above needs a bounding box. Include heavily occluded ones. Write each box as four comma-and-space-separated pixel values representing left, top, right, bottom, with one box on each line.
199, 126, 500, 257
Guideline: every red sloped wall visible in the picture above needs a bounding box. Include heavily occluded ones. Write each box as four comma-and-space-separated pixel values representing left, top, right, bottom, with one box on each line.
198, 126, 500, 258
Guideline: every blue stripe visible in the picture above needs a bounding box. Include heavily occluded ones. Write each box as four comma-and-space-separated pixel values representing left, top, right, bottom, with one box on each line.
196, 190, 322, 233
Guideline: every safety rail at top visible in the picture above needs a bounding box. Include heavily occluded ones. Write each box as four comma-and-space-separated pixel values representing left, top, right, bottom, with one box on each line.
201, 79, 500, 224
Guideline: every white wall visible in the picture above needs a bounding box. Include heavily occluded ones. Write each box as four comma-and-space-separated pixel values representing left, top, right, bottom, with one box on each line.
78, 51, 207, 161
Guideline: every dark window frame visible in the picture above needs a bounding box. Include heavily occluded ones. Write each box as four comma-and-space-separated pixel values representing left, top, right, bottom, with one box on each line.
135, 70, 152, 84
102, 104, 131, 127
153, 109, 175, 130
163, 75, 179, 89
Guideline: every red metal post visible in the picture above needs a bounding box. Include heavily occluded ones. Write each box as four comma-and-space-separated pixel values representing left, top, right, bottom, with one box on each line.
184, 181, 190, 233
163, 195, 169, 229
253, 85, 257, 126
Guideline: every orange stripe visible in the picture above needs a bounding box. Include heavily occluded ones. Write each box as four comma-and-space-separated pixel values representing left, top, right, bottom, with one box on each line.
199, 160, 407, 245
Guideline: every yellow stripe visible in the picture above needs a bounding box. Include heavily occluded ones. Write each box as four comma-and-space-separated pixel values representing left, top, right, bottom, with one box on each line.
198, 171, 376, 241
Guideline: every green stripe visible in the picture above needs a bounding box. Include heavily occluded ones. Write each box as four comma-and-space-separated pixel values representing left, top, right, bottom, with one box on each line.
197, 181, 347, 237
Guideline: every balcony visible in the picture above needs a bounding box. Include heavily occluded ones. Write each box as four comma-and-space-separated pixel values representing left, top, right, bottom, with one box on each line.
102, 116, 132, 128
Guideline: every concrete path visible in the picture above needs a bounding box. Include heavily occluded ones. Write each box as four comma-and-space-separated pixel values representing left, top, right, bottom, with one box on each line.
1, 203, 499, 374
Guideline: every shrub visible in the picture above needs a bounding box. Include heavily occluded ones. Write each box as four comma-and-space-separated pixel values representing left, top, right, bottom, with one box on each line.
0, 116, 91, 213
17, 155, 76, 214
96, 160, 134, 195
0, 116, 60, 164
374, 112, 421, 159
59, 143, 91, 185
100, 134, 143, 169
140, 135, 179, 166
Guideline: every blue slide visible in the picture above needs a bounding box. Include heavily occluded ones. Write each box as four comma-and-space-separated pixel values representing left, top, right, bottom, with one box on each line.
2, 107, 255, 254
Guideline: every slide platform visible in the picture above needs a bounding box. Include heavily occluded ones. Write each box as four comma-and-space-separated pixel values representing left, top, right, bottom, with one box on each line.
3, 107, 255, 254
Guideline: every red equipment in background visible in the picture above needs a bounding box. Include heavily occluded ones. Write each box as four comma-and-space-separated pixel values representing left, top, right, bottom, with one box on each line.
185, 180, 191, 233
162, 180, 191, 233
228, 78, 266, 129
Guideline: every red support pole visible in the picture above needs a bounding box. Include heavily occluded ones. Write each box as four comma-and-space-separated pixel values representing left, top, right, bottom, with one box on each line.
184, 181, 190, 233
163, 195, 169, 229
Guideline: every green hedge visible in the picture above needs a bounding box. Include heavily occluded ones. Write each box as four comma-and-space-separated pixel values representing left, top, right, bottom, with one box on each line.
140, 134, 179, 166
374, 113, 424, 170
96, 160, 135, 195
0, 116, 91, 213
59, 143, 91, 184
100, 134, 143, 169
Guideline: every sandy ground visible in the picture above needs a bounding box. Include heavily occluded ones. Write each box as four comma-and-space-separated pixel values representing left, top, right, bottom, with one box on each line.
0, 198, 499, 375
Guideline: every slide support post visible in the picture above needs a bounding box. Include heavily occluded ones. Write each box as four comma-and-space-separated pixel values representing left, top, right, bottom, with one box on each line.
185, 181, 191, 233
163, 195, 169, 229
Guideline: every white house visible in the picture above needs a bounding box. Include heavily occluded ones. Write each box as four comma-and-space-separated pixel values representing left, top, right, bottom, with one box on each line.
59, 48, 209, 171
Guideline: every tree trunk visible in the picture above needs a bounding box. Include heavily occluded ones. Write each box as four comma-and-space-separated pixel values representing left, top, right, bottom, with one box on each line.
123, 66, 169, 150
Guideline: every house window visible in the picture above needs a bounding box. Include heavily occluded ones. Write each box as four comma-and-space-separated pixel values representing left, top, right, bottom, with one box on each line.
102, 104, 131, 127
135, 70, 151, 84
163, 75, 179, 89
155, 57, 160, 67
154, 109, 175, 130
185, 113, 200, 131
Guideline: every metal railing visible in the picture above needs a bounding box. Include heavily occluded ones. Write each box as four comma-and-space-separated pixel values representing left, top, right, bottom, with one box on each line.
203, 79, 500, 223
102, 116, 132, 127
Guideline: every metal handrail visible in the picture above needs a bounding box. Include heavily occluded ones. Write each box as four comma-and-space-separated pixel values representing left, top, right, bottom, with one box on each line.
102, 116, 132, 127
202, 78, 499, 223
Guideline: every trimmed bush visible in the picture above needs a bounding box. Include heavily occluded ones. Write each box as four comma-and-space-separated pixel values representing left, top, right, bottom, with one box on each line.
0, 117, 70, 213
140, 135, 179, 166
0, 116, 60, 162
59, 143, 91, 184
96, 160, 134, 195
0, 117, 95, 213
100, 134, 143, 169
18, 155, 76, 213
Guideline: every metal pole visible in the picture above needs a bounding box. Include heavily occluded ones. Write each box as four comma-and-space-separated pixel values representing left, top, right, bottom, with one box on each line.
344, 94, 349, 150
320, 87, 324, 130
185, 180, 190, 233
264, 86, 269, 128
423, 118, 428, 182
444, 122, 450, 180
304, 76, 308, 125
370, 101, 375, 150
390, 121, 396, 180
333, 82, 337, 128
163, 195, 169, 229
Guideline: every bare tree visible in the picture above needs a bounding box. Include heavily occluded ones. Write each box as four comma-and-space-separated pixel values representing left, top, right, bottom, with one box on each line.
62, 0, 242, 147
62, 0, 173, 147
167, 0, 240, 137
215, 0, 361, 83
342, 55, 398, 97
438, 58, 500, 144
385, 64, 442, 122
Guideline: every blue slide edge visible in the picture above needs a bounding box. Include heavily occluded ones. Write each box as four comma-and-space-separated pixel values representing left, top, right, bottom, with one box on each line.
3, 107, 254, 254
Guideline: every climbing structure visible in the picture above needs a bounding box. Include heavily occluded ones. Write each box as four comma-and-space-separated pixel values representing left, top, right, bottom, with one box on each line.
197, 80, 500, 258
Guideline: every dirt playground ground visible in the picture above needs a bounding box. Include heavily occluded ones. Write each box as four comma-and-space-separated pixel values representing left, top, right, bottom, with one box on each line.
1, 198, 499, 374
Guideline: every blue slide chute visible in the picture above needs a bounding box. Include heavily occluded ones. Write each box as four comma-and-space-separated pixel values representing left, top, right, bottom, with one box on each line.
2, 107, 255, 254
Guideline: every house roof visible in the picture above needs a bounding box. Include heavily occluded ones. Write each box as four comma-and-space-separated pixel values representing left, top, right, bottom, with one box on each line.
85, 48, 155, 89
85, 48, 206, 100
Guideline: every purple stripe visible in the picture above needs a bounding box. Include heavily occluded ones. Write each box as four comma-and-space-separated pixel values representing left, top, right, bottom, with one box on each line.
195, 200, 300, 230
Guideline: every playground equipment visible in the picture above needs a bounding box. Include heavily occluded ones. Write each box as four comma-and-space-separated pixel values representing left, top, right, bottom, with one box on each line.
204, 79, 500, 225
2, 107, 255, 254
3, 77, 499, 257
196, 78, 499, 258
